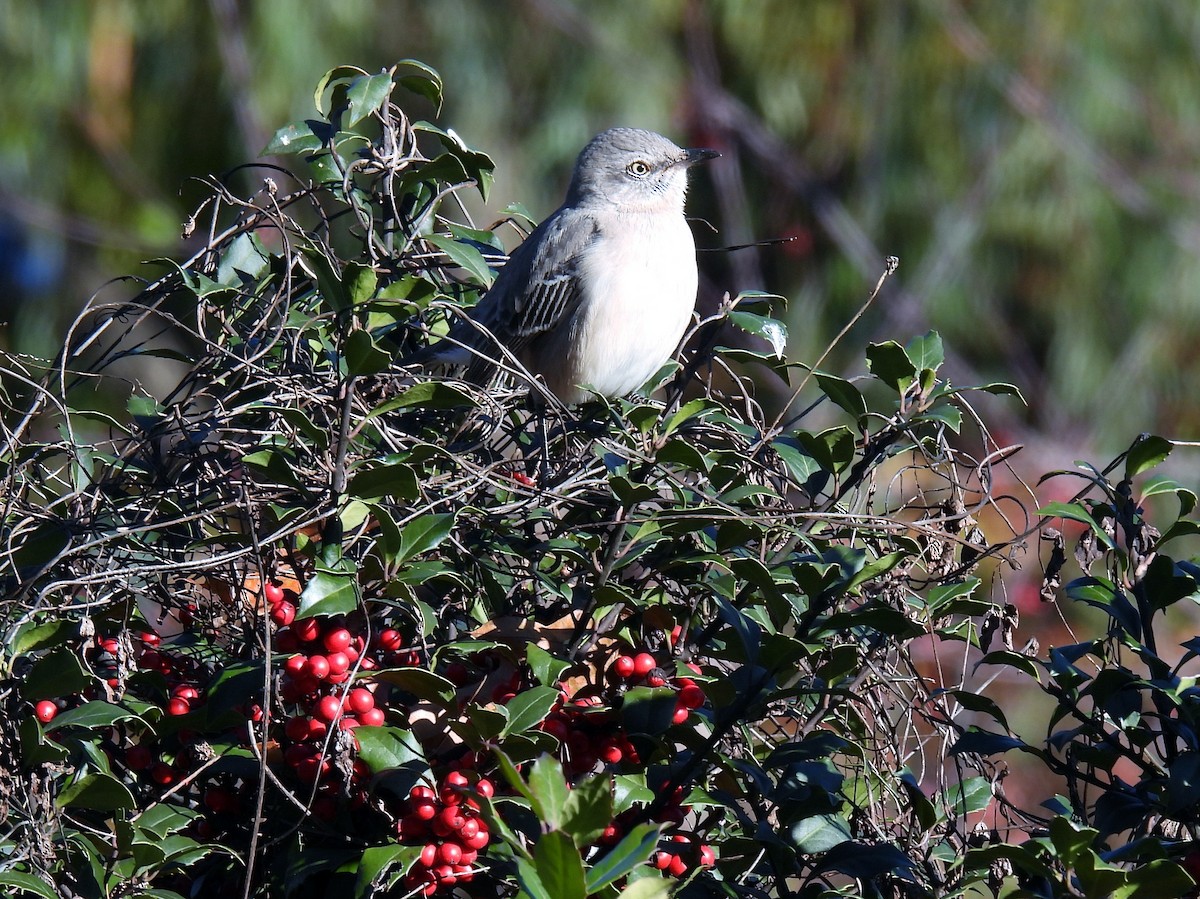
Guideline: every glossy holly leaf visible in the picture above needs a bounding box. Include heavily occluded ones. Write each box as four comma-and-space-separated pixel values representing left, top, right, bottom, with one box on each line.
584, 822, 660, 893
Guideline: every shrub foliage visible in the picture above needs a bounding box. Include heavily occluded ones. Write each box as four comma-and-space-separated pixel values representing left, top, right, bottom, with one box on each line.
1, 63, 1198, 899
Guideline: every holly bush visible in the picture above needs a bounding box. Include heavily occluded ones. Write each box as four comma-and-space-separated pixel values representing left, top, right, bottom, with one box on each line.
2, 62, 1198, 899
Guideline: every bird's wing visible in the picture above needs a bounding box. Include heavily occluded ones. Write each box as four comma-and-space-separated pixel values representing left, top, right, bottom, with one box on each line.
475, 206, 598, 351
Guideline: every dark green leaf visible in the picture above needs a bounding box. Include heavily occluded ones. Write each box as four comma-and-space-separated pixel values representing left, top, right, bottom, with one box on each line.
0, 872, 59, 899
528, 754, 570, 830
562, 773, 613, 848
297, 566, 361, 617
353, 725, 426, 775
584, 822, 660, 893
788, 812, 852, 853
395, 512, 456, 564
815, 372, 867, 422
57, 773, 136, 811
368, 381, 480, 417
501, 686, 560, 737
949, 728, 1026, 756
425, 234, 495, 287
345, 72, 392, 126
23, 647, 91, 701
348, 461, 420, 501
262, 121, 324, 157
526, 643, 571, 687
906, 331, 944, 373
367, 668, 456, 708
1125, 433, 1172, 480
866, 340, 917, 393
728, 311, 787, 357
355, 845, 420, 899
48, 701, 143, 731
344, 329, 392, 375
533, 830, 586, 899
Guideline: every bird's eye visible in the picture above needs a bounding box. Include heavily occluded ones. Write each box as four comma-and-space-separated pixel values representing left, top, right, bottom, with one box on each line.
626, 160, 651, 177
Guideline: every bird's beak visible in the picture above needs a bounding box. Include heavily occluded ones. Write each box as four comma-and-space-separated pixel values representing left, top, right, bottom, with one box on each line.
683, 147, 720, 166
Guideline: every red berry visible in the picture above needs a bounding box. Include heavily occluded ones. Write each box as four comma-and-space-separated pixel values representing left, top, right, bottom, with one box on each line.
678, 683, 706, 709
410, 785, 436, 802
613, 655, 636, 679
285, 654, 307, 676
306, 655, 331, 680
653, 851, 673, 871
151, 762, 177, 786
440, 806, 465, 830
285, 715, 313, 742
439, 842, 463, 865
646, 672, 668, 687
139, 631, 161, 646
668, 854, 688, 877
166, 697, 191, 716
458, 817, 480, 840
172, 684, 199, 701
444, 770, 470, 788
377, 628, 404, 651
315, 695, 342, 723
326, 651, 350, 676
204, 786, 237, 813
672, 705, 689, 725
633, 653, 657, 676
463, 828, 490, 850
293, 617, 321, 643
270, 601, 296, 627
125, 744, 154, 770
323, 627, 352, 653
600, 741, 623, 764
412, 801, 437, 821
34, 700, 58, 723
347, 688, 374, 715
275, 630, 299, 652
474, 778, 494, 798
419, 843, 438, 867
699, 844, 716, 867
264, 582, 285, 605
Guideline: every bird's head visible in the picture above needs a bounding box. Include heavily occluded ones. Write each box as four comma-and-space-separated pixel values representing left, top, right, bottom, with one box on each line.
565, 127, 719, 213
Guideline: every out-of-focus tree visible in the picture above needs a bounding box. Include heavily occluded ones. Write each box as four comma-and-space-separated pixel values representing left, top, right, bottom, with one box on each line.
3, 0, 1200, 458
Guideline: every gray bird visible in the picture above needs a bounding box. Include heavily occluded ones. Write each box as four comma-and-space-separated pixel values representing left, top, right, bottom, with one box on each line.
407, 128, 718, 404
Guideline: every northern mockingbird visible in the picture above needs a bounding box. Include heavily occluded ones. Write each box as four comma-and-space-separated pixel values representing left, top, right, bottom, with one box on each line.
407, 128, 718, 404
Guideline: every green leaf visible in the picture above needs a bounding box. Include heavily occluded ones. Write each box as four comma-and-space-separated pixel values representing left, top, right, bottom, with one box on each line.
1125, 433, 1172, 479
1036, 501, 1116, 550
354, 844, 419, 899
395, 59, 444, 110
584, 822, 660, 892
300, 247, 351, 314
262, 121, 325, 156
57, 772, 136, 811
368, 381, 480, 417
526, 643, 571, 687
501, 686, 560, 737
906, 330, 944, 373
23, 647, 91, 701
48, 701, 143, 731
344, 329, 392, 375
946, 775, 992, 815
620, 686, 678, 737
11, 618, 75, 656
395, 512, 456, 565
0, 872, 59, 899
562, 773, 614, 848
815, 372, 868, 422
367, 668, 456, 709
345, 72, 392, 126
353, 725, 426, 775
516, 857, 552, 899
348, 461, 420, 501
425, 233, 496, 287
789, 812, 852, 852
297, 566, 361, 617
528, 754, 570, 830
728, 311, 788, 357
866, 340, 917, 393
533, 830, 586, 899
615, 878, 671, 899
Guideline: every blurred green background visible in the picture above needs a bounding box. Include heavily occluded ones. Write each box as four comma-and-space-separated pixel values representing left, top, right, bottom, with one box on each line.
3, 0, 1200, 467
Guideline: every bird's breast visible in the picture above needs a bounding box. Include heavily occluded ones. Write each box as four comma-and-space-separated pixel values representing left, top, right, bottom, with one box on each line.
539, 211, 697, 403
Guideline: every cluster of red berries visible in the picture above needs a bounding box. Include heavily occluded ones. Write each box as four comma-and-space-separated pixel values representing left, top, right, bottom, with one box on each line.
609, 651, 707, 724
397, 771, 494, 896
539, 688, 639, 774
652, 834, 716, 877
